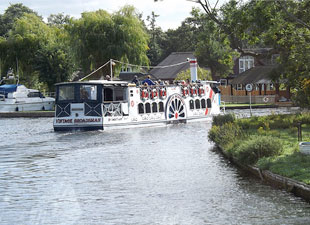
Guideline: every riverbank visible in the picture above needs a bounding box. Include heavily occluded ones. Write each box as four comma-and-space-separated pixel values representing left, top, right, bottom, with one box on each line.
0, 111, 54, 118
220, 102, 293, 110
209, 113, 310, 202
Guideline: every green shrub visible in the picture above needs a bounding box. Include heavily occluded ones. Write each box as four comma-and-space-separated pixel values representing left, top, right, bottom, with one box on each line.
212, 113, 235, 126
232, 135, 283, 165
208, 122, 243, 147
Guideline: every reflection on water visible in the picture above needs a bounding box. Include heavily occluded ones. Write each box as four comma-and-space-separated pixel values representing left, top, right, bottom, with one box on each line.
0, 109, 310, 225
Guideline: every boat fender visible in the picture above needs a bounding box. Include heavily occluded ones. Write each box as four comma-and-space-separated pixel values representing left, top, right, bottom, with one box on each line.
131, 100, 134, 107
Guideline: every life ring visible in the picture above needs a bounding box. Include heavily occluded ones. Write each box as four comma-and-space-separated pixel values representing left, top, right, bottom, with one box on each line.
182, 86, 189, 97
263, 96, 269, 103
151, 88, 158, 99
141, 88, 149, 100
198, 86, 205, 96
130, 100, 134, 107
190, 86, 197, 97
159, 87, 167, 99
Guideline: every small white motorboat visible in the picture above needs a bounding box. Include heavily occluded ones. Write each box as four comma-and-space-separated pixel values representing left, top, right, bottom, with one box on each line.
0, 84, 55, 112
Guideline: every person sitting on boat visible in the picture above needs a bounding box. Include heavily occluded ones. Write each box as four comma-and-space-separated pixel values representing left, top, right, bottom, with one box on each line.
142, 75, 155, 86
132, 75, 140, 86
105, 75, 111, 81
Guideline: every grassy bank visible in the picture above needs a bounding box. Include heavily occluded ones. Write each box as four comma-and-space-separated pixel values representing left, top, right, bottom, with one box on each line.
221, 103, 274, 108
209, 113, 310, 184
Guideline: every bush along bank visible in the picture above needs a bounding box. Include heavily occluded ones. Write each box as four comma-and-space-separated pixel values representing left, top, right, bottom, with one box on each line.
209, 113, 310, 201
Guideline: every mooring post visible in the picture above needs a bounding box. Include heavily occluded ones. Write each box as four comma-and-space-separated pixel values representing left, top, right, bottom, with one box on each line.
298, 122, 302, 142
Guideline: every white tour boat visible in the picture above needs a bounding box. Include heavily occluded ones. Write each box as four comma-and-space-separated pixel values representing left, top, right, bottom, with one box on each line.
0, 84, 55, 112
53, 59, 221, 131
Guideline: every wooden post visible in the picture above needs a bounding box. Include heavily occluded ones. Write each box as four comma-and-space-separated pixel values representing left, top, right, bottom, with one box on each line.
298, 122, 302, 141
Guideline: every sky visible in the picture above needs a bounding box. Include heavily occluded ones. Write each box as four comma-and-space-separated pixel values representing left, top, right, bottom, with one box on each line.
0, 0, 226, 31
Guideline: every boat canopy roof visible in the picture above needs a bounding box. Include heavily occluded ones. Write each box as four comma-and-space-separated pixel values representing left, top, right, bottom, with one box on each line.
0, 84, 21, 94
55, 80, 129, 86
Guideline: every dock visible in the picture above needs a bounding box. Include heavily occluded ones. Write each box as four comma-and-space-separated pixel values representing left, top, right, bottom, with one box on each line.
0, 111, 54, 118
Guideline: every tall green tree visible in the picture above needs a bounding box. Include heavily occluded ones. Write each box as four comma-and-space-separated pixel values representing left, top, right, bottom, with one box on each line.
146, 11, 164, 65
67, 5, 149, 75
1, 12, 73, 90
0, 3, 39, 37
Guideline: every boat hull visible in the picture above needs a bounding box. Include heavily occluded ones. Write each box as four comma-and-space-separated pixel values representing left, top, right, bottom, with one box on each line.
0, 101, 54, 112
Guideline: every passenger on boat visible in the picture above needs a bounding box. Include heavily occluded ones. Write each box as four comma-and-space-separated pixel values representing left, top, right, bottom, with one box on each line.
142, 75, 155, 86
105, 75, 111, 81
158, 79, 164, 85
132, 75, 140, 86
80, 87, 89, 100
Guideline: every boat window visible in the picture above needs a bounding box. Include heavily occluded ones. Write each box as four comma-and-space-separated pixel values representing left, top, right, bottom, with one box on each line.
159, 102, 164, 112
145, 103, 151, 113
104, 88, 113, 101
27, 92, 42, 98
207, 98, 212, 108
195, 99, 201, 109
152, 102, 158, 113
58, 85, 75, 101
115, 87, 125, 101
189, 100, 194, 110
138, 103, 144, 114
80, 85, 97, 101
201, 99, 206, 108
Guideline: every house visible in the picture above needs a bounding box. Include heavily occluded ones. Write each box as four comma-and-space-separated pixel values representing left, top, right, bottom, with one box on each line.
150, 52, 195, 83
220, 48, 290, 103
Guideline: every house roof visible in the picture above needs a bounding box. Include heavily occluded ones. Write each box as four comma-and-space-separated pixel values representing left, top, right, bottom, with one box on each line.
231, 65, 277, 85
150, 52, 195, 80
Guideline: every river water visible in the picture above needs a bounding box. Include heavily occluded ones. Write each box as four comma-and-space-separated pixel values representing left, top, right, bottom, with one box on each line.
1, 108, 310, 225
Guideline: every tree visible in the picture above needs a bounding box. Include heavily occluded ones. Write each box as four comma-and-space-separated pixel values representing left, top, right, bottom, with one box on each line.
175, 67, 211, 81
67, 6, 149, 75
0, 3, 39, 37
48, 13, 71, 27
1, 12, 73, 90
146, 11, 164, 65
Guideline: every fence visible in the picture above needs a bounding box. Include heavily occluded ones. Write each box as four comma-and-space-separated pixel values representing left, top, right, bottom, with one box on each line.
221, 95, 275, 104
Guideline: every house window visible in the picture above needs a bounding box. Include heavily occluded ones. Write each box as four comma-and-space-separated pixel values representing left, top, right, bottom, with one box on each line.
121, 65, 132, 72
236, 84, 243, 90
239, 56, 254, 73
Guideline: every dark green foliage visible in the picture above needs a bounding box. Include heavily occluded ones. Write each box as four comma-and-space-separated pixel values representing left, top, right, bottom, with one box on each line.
236, 113, 310, 130
208, 122, 242, 147
212, 113, 235, 127
0, 3, 39, 37
232, 135, 283, 165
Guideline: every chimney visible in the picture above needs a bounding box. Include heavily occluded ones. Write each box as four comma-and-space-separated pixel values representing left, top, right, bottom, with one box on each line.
189, 58, 198, 82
